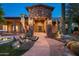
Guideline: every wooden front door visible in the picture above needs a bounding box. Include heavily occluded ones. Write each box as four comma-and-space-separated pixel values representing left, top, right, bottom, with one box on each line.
34, 20, 45, 32
38, 25, 43, 32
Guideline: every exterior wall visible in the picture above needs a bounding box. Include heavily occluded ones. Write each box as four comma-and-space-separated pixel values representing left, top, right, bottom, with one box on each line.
1, 19, 26, 33
29, 7, 52, 18
3, 25, 7, 31
0, 18, 58, 33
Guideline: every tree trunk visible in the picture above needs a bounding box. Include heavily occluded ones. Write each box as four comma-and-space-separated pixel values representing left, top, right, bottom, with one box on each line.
62, 3, 66, 34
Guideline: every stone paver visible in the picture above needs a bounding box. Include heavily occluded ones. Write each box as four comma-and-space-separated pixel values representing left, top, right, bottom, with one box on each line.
22, 33, 73, 56
46, 37, 65, 56
23, 33, 50, 56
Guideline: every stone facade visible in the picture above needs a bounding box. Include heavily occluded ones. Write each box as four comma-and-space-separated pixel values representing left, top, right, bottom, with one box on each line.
26, 4, 54, 32
29, 7, 52, 18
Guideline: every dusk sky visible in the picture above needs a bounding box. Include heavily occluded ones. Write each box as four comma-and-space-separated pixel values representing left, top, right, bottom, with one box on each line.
1, 3, 61, 18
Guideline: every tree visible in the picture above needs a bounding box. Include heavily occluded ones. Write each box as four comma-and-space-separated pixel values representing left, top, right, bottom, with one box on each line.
0, 4, 6, 24
0, 4, 4, 16
66, 4, 79, 32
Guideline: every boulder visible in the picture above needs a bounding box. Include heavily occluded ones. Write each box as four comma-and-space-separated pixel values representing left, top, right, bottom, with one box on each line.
67, 41, 79, 55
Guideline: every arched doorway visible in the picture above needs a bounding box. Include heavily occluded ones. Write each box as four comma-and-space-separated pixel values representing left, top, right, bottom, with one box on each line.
34, 19, 45, 32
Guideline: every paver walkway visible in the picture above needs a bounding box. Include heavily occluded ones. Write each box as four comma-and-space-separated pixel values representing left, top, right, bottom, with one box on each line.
23, 33, 73, 56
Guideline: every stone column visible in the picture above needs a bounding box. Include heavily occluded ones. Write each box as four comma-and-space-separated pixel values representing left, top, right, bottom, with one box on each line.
13, 21, 16, 33
28, 18, 34, 35
20, 14, 26, 32
46, 18, 52, 37
28, 18, 34, 26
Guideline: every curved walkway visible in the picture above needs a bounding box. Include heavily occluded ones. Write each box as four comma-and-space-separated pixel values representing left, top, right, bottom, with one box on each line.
23, 33, 73, 56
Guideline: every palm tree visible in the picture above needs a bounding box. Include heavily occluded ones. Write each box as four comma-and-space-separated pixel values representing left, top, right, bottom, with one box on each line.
61, 3, 66, 34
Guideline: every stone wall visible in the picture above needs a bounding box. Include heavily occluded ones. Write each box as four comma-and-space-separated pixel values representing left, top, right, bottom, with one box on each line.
29, 7, 52, 18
